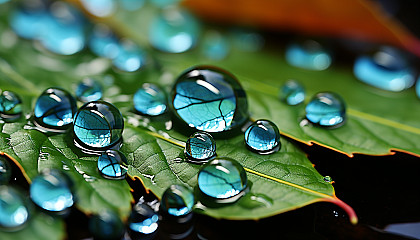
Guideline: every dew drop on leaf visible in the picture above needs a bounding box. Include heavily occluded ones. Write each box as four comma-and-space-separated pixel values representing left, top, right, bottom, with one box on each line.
305, 92, 346, 128
97, 150, 128, 180
112, 41, 145, 72
128, 202, 159, 239
244, 119, 281, 154
279, 79, 305, 106
89, 24, 120, 59
133, 83, 167, 116
285, 39, 331, 70
0, 186, 30, 230
185, 131, 216, 163
160, 184, 195, 217
0, 90, 22, 120
76, 78, 103, 103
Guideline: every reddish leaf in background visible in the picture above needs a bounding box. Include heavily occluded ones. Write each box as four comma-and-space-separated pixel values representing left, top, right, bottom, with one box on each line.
183, 0, 420, 57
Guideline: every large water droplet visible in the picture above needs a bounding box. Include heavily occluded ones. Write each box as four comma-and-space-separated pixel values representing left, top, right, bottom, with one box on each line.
73, 101, 124, 150
353, 46, 415, 91
244, 119, 281, 154
197, 158, 248, 203
89, 210, 124, 240
76, 78, 103, 103
305, 92, 346, 128
171, 66, 249, 133
89, 24, 120, 59
112, 41, 145, 72
97, 150, 128, 179
202, 31, 229, 60
0, 90, 22, 120
81, 0, 116, 17
0, 156, 12, 184
128, 202, 159, 239
149, 8, 200, 53
30, 169, 74, 213
160, 184, 195, 217
279, 80, 305, 105
133, 83, 167, 116
0, 186, 30, 230
285, 40, 331, 70
185, 131, 216, 163
34, 88, 77, 132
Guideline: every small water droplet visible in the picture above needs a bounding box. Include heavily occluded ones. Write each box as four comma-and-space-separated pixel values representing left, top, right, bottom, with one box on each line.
323, 176, 333, 183
202, 30, 229, 60
30, 169, 74, 213
244, 119, 281, 154
89, 210, 124, 240
305, 92, 346, 128
73, 101, 124, 151
0, 90, 22, 121
171, 65, 249, 133
279, 80, 305, 105
149, 8, 200, 53
353, 46, 415, 91
133, 83, 167, 116
128, 202, 159, 239
89, 24, 120, 58
285, 39, 332, 70
0, 156, 12, 184
0, 186, 30, 230
197, 158, 248, 203
80, 0, 116, 17
97, 150, 128, 180
185, 131, 216, 164
112, 40, 145, 72
76, 78, 103, 103
34, 88, 77, 132
160, 184, 194, 218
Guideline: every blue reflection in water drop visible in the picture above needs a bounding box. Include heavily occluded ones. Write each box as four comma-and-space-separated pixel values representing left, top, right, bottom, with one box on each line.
198, 158, 247, 202
112, 41, 145, 72
185, 131, 216, 163
202, 31, 229, 60
73, 101, 124, 150
9, 4, 50, 40
89, 24, 120, 58
0, 186, 30, 229
305, 92, 346, 128
81, 0, 116, 17
353, 47, 415, 91
34, 88, 77, 131
0, 90, 22, 118
97, 150, 127, 179
0, 156, 12, 184
133, 83, 167, 116
76, 78, 103, 102
279, 80, 305, 105
171, 66, 249, 132
89, 210, 124, 240
120, 0, 145, 11
30, 169, 74, 212
245, 119, 281, 154
160, 185, 194, 217
149, 9, 200, 53
285, 40, 331, 70
128, 203, 159, 239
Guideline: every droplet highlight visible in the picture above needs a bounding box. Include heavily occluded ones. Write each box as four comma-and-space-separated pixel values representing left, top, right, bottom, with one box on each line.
244, 119, 281, 154
185, 131, 216, 163
198, 158, 248, 203
128, 203, 159, 239
0, 90, 22, 120
0, 156, 12, 184
171, 65, 249, 132
34, 88, 77, 132
285, 40, 331, 70
353, 46, 415, 91
305, 92, 346, 128
160, 184, 195, 217
76, 78, 103, 103
0, 186, 30, 229
30, 169, 74, 212
279, 80, 305, 105
133, 83, 167, 116
89, 210, 124, 240
73, 101, 124, 150
112, 41, 145, 72
97, 150, 128, 180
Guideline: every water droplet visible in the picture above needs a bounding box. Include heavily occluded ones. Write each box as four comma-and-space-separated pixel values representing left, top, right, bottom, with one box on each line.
305, 92, 346, 128
323, 176, 333, 183
34, 88, 77, 132
0, 186, 30, 230
279, 80, 305, 105
171, 66, 249, 133
128, 202, 159, 239
81, 0, 116, 17
9, 2, 49, 40
30, 169, 74, 213
202, 31, 229, 60
112, 41, 145, 72
76, 78, 103, 103
120, 0, 145, 11
97, 150, 128, 180
285, 40, 331, 70
185, 131, 216, 163
160, 184, 195, 217
0, 90, 22, 120
89, 210, 124, 240
89, 24, 120, 59
197, 158, 248, 203
133, 83, 167, 116
149, 8, 200, 53
73, 101, 124, 150
0, 156, 12, 184
353, 46, 415, 91
244, 119, 281, 154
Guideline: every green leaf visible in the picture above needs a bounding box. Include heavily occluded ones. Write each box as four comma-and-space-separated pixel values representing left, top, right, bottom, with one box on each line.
0, 211, 65, 240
